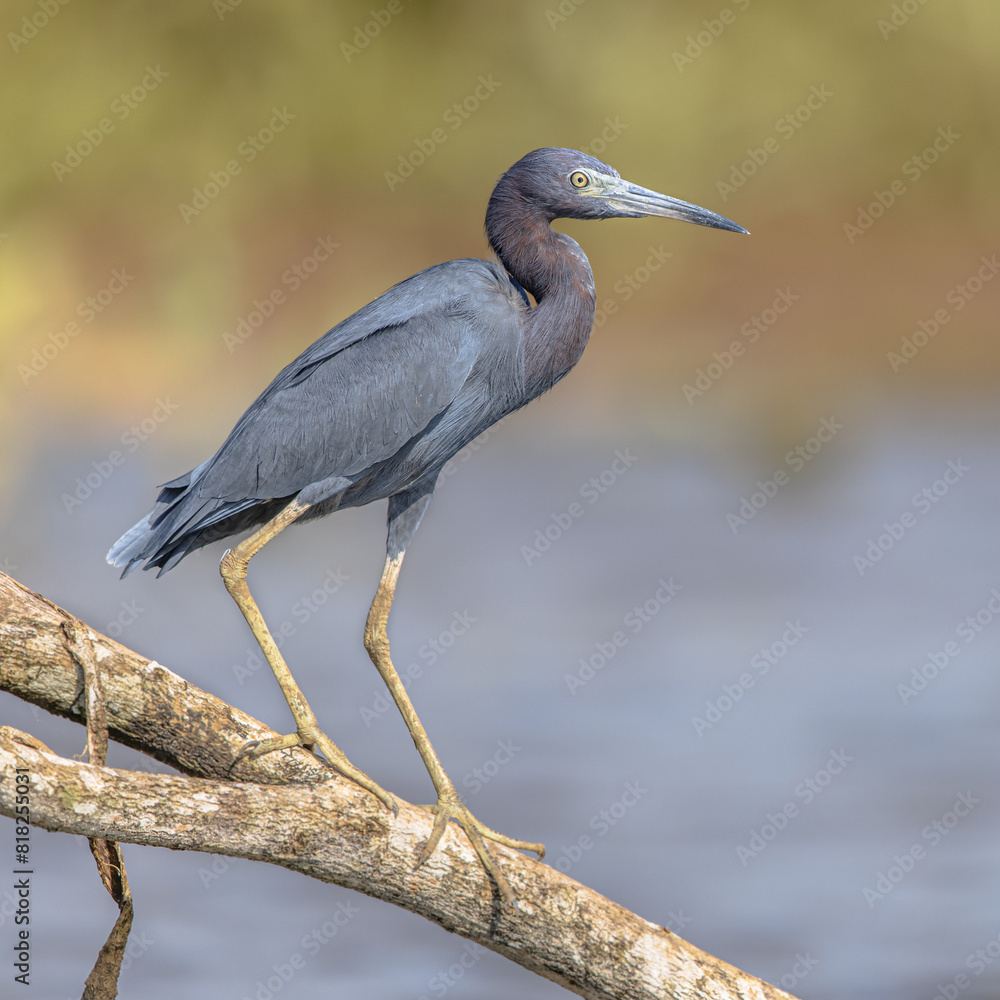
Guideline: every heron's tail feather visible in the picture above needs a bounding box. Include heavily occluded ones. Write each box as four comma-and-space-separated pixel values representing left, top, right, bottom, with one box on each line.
106, 512, 156, 577
105, 465, 284, 577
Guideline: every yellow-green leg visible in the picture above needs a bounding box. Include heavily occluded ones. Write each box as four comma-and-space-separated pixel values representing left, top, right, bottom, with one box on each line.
364, 547, 545, 911
220, 498, 396, 815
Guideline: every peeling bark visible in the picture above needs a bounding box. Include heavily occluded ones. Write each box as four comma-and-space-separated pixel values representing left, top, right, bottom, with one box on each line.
0, 572, 798, 1000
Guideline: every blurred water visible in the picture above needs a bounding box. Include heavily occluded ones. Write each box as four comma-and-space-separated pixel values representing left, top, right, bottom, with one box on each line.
2, 399, 999, 1000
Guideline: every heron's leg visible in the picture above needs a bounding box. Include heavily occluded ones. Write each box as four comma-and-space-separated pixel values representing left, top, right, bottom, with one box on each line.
220, 498, 395, 815
364, 490, 544, 910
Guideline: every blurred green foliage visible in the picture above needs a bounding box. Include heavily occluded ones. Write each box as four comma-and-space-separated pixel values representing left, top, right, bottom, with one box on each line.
2, 0, 999, 475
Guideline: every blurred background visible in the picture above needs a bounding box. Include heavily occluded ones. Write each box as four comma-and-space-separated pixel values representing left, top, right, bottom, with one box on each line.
2, 1, 1000, 997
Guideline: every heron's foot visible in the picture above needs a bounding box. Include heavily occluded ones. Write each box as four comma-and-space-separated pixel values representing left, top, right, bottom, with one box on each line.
237, 729, 397, 817
416, 790, 545, 912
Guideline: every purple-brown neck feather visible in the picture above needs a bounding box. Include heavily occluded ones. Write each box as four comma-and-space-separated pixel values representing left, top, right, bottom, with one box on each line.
485, 163, 597, 394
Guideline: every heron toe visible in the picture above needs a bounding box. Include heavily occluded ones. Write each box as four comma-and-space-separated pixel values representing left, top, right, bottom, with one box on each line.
416, 790, 545, 912
239, 729, 397, 817
237, 732, 311, 761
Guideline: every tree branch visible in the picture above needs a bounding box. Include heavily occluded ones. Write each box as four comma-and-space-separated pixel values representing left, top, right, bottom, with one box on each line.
0, 571, 797, 1000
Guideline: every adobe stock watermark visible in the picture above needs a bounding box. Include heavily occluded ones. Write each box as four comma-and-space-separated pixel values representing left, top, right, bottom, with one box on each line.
104, 599, 144, 640
358, 610, 476, 725
0, 884, 28, 930
118, 931, 155, 976
578, 116, 627, 159
682, 287, 799, 403
692, 619, 809, 735
438, 415, 509, 484
341, 1, 408, 62
521, 448, 638, 564
775, 953, 820, 994
61, 397, 179, 513
461, 739, 520, 795
18, 268, 136, 385
843, 126, 959, 243
933, 927, 1000, 1000
862, 791, 979, 908
223, 235, 340, 353
887, 254, 998, 372
853, 458, 969, 575
384, 75, 501, 192
213, 0, 244, 20
878, 0, 932, 40
8, 0, 72, 53
237, 901, 360, 1000
897, 586, 1000, 705
716, 84, 833, 201
416, 941, 489, 1000
592, 246, 672, 329
551, 780, 649, 875
736, 749, 854, 865
564, 578, 682, 695
179, 107, 296, 224
231, 568, 350, 684
52, 65, 169, 181
726, 417, 843, 534
672, 0, 751, 73
545, 0, 588, 31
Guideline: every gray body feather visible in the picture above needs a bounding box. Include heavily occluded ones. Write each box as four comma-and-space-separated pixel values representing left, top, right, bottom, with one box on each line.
108, 147, 744, 577
108, 259, 529, 575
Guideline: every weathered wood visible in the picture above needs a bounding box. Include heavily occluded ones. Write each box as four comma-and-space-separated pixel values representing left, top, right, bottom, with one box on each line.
0, 571, 335, 786
0, 571, 798, 1000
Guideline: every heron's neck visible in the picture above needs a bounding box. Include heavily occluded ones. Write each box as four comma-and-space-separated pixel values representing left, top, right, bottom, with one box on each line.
486, 209, 596, 394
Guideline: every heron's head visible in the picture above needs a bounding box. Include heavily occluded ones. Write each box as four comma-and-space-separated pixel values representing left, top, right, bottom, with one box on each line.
492, 147, 747, 234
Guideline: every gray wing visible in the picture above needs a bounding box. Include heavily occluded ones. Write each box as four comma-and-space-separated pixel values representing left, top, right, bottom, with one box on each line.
193, 259, 523, 502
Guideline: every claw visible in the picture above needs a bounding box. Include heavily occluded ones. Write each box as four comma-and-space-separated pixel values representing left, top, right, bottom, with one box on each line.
415, 793, 544, 913
416, 807, 450, 867
233, 729, 397, 817
236, 731, 308, 763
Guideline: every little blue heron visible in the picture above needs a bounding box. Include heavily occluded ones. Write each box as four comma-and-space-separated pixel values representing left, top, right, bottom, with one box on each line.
108, 147, 746, 909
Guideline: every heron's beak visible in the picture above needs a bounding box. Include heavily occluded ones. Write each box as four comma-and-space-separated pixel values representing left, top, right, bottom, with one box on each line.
599, 178, 748, 234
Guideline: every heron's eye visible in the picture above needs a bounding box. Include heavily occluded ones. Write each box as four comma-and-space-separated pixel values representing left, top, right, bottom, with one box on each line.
569, 170, 590, 189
